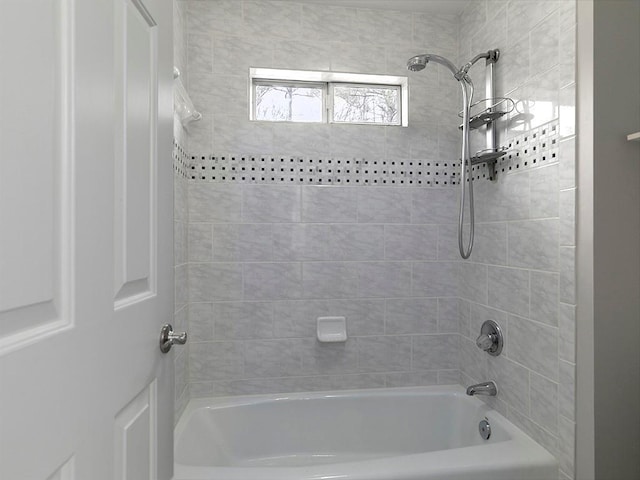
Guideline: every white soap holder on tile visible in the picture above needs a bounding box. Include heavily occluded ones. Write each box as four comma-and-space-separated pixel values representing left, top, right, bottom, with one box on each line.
317, 316, 347, 343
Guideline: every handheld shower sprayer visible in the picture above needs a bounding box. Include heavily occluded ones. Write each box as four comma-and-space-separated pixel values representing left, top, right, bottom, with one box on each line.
406, 50, 499, 259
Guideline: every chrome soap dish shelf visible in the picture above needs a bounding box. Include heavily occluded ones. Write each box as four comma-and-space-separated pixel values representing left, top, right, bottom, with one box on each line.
458, 97, 515, 130
471, 146, 508, 165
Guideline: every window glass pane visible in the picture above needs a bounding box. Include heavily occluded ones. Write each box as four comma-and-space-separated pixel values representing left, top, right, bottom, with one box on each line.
332, 85, 399, 125
255, 84, 323, 122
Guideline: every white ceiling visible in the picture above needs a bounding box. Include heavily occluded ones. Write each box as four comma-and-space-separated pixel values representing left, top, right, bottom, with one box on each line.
276, 0, 471, 15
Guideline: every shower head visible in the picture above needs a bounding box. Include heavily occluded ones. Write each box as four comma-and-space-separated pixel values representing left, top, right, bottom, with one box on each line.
406, 53, 459, 78
407, 55, 428, 72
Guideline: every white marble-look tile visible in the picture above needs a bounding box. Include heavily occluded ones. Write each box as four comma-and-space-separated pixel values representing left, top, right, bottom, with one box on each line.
188, 303, 214, 342
558, 415, 575, 477
385, 298, 438, 334
187, 33, 213, 74
458, 336, 489, 383
437, 369, 461, 385
212, 34, 272, 75
459, 262, 488, 304
559, 246, 575, 304
175, 264, 188, 312
213, 224, 273, 262
385, 370, 439, 388
272, 224, 331, 261
355, 8, 412, 48
412, 334, 459, 370
458, 299, 472, 339
559, 188, 575, 246
212, 115, 274, 154
407, 122, 440, 161
474, 171, 530, 222
187, 114, 213, 154
302, 262, 359, 299
329, 42, 387, 75
530, 271, 559, 326
189, 341, 244, 381
508, 314, 559, 381
243, 0, 302, 39
508, 407, 559, 460
189, 382, 214, 398
559, 359, 575, 421
357, 262, 413, 298
488, 266, 530, 317
412, 262, 458, 297
301, 340, 359, 375
530, 12, 559, 75
384, 224, 438, 261
357, 336, 412, 373
187, 223, 212, 262
437, 224, 459, 261
331, 224, 385, 261
272, 123, 331, 157
502, 35, 530, 95
437, 298, 460, 334
487, 355, 531, 415
508, 219, 559, 271
243, 262, 302, 300
213, 301, 274, 340
558, 137, 575, 190
243, 339, 304, 377
530, 372, 559, 434
469, 222, 508, 265
559, 26, 576, 89
529, 164, 560, 219
186, 0, 243, 37
301, 4, 358, 44
271, 39, 332, 71
357, 187, 412, 224
558, 302, 576, 363
242, 185, 301, 223
188, 183, 242, 223
188, 74, 247, 117
411, 187, 459, 224
175, 220, 187, 266
301, 186, 358, 223
188, 263, 243, 302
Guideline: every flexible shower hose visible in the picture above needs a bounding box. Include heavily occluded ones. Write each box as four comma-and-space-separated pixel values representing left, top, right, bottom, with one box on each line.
458, 78, 474, 259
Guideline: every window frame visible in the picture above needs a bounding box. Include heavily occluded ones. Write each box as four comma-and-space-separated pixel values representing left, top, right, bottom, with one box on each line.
249, 68, 409, 127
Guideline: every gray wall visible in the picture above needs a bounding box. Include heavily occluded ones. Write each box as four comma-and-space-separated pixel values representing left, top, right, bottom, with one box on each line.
577, 0, 640, 478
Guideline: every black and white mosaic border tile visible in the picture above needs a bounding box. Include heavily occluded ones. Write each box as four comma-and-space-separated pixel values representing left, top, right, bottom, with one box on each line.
173, 120, 560, 186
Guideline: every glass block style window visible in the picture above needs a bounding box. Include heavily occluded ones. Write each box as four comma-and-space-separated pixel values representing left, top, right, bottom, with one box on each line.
250, 68, 408, 126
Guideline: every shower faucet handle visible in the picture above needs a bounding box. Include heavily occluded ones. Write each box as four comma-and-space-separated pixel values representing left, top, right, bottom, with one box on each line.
475, 320, 503, 356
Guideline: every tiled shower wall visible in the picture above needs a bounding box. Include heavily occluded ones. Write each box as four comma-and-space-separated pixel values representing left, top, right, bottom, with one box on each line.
181, 0, 467, 397
458, 1, 576, 479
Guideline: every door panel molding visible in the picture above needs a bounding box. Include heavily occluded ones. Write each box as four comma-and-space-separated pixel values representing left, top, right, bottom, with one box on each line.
113, 0, 158, 309
0, 0, 75, 355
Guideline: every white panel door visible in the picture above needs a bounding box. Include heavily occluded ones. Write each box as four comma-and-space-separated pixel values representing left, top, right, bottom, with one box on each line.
0, 0, 175, 478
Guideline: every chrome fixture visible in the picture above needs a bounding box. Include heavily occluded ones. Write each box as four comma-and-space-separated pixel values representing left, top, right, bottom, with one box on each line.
159, 324, 187, 353
479, 419, 492, 440
476, 319, 504, 356
407, 49, 504, 259
466, 381, 498, 396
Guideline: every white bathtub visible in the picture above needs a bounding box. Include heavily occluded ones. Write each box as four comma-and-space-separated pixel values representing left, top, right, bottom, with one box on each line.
174, 385, 557, 480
